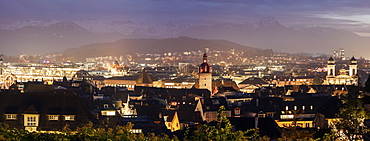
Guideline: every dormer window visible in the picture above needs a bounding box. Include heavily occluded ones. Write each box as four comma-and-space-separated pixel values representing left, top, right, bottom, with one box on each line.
48, 115, 59, 121
234, 108, 241, 115
258, 114, 266, 118
27, 116, 37, 126
5, 114, 17, 120
64, 115, 75, 121
104, 104, 109, 108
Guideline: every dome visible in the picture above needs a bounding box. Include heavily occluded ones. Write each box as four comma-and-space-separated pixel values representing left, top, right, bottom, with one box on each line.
327, 57, 335, 65
350, 56, 357, 65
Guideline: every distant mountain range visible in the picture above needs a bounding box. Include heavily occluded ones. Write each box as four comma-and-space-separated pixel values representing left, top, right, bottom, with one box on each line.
63, 36, 260, 61
1, 17, 370, 59
180, 17, 369, 57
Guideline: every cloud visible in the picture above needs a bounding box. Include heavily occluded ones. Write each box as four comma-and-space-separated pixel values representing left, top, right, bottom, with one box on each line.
1, 0, 370, 32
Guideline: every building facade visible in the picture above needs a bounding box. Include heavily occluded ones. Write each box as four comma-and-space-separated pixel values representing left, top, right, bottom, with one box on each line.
324, 57, 358, 86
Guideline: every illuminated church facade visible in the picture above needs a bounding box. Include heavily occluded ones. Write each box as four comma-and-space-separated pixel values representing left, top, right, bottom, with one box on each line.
324, 56, 358, 86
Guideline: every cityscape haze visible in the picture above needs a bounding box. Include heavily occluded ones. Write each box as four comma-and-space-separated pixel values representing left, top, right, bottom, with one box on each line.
1, 0, 370, 140
1, 0, 370, 58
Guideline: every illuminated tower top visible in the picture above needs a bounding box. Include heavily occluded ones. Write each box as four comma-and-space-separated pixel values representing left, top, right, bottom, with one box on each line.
327, 57, 335, 65
199, 53, 212, 73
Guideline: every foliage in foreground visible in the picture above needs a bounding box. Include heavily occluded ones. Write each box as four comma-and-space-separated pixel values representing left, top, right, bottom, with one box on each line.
0, 122, 177, 141
1, 104, 348, 140
333, 86, 370, 140
185, 105, 259, 141
0, 106, 262, 141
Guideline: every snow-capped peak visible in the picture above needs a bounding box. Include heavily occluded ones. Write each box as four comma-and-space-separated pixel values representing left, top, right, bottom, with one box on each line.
2, 20, 60, 30
248, 17, 283, 28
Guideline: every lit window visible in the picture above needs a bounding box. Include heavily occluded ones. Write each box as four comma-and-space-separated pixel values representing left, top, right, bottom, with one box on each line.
285, 106, 288, 111
104, 104, 109, 108
302, 106, 305, 110
267, 112, 274, 117
280, 115, 294, 119
64, 115, 75, 121
130, 129, 142, 134
294, 106, 297, 110
234, 108, 241, 115
310, 105, 313, 110
102, 111, 116, 116
258, 114, 265, 118
5, 114, 17, 120
27, 116, 37, 126
48, 115, 59, 121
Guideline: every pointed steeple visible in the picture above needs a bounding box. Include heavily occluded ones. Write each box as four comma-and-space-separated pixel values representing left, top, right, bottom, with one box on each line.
136, 68, 153, 84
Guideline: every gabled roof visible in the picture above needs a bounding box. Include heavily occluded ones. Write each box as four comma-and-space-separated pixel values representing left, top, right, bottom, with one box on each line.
135, 86, 211, 99
317, 98, 342, 118
4, 106, 18, 114
114, 93, 130, 103
0, 93, 92, 122
23, 105, 39, 114
177, 104, 203, 123
214, 80, 240, 91
229, 117, 282, 138
161, 110, 177, 122
106, 75, 137, 80
202, 97, 228, 111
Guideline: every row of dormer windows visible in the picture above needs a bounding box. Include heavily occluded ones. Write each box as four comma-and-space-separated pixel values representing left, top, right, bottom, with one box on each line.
4, 114, 75, 121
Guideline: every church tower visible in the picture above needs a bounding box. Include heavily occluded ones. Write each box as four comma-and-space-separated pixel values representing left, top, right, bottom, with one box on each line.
198, 53, 212, 93
327, 57, 336, 77
349, 56, 357, 77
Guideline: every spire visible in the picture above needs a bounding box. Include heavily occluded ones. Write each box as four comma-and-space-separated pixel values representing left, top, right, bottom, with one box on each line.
203, 53, 208, 63
350, 56, 357, 65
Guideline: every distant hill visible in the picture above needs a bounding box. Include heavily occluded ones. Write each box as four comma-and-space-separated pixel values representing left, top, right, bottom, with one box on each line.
63, 36, 261, 61
180, 17, 370, 58
0, 21, 126, 55
3, 17, 370, 59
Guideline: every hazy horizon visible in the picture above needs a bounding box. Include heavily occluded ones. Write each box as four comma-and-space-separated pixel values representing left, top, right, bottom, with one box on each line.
1, 0, 370, 58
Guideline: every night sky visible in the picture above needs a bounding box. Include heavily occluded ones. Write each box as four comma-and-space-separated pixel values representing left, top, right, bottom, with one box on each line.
1, 0, 370, 34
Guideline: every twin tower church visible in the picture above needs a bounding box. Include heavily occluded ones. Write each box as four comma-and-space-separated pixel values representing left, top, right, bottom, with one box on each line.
197, 53, 359, 95
325, 56, 358, 86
